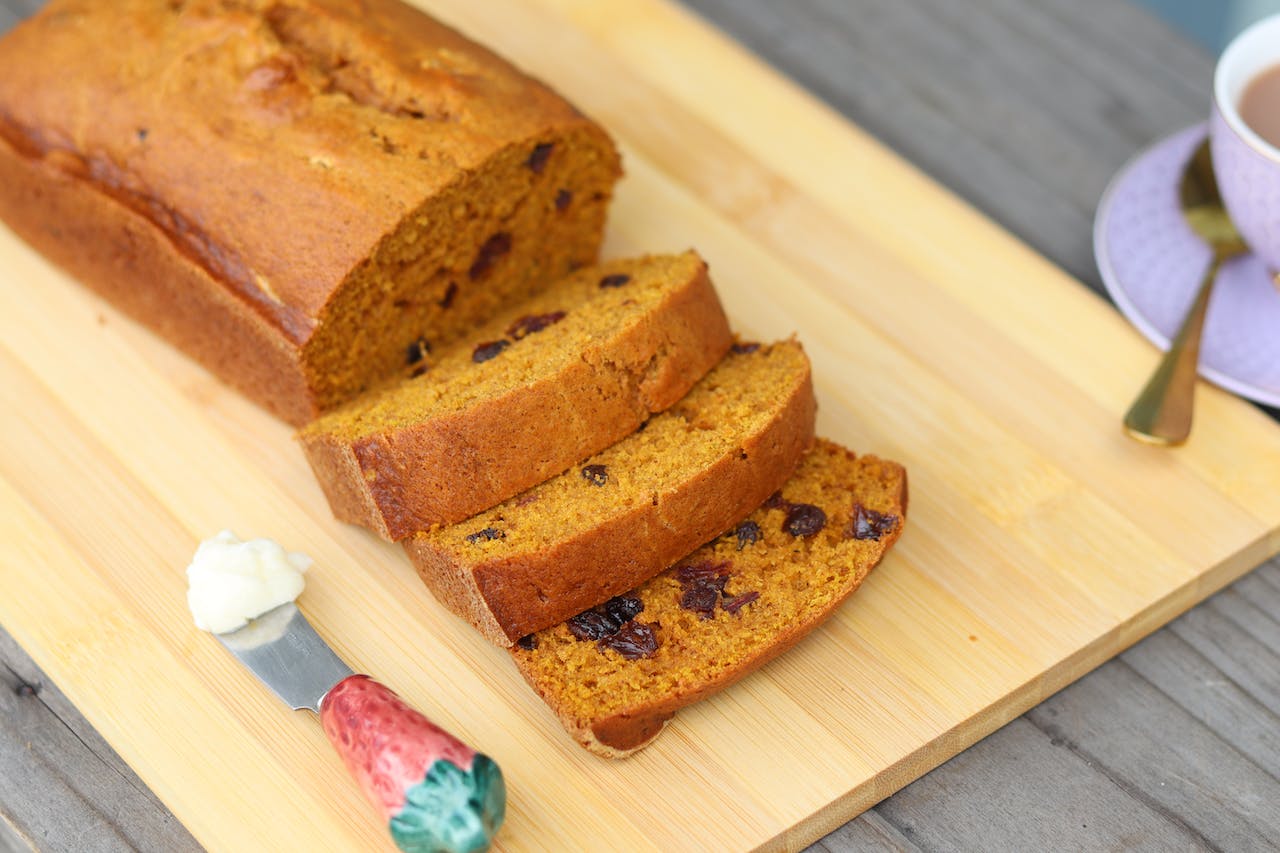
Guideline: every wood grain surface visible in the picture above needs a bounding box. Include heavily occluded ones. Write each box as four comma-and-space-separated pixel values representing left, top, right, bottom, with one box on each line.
3, 1, 1280, 851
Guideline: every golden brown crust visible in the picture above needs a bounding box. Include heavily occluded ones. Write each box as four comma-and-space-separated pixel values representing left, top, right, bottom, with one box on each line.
0, 0, 620, 423
298, 255, 732, 540
404, 346, 818, 646
0, 133, 317, 424
586, 712, 673, 756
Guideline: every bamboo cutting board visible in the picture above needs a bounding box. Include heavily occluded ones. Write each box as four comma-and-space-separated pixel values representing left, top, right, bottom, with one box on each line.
3, 0, 1280, 850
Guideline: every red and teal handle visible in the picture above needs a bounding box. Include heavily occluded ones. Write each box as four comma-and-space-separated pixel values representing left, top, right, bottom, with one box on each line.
319, 675, 506, 853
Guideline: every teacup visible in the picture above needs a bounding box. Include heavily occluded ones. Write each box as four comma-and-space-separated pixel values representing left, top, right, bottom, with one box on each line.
1210, 13, 1280, 275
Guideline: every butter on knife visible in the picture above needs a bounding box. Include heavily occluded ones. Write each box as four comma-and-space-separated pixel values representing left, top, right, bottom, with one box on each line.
186, 531, 506, 853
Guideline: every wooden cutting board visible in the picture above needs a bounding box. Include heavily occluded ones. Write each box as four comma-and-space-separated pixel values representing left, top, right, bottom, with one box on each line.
3, 0, 1279, 850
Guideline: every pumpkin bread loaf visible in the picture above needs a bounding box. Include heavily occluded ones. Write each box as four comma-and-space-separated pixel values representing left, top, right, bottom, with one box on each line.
511, 439, 908, 757
403, 340, 817, 646
298, 251, 731, 540
0, 0, 621, 425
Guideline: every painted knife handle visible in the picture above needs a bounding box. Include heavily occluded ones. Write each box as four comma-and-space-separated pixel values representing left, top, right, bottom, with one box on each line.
319, 675, 506, 853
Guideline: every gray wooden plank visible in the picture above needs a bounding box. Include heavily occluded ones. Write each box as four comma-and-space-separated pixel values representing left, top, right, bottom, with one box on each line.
0, 0, 38, 24
1026, 660, 1280, 850
869, 716, 1205, 852
1122, 627, 1280, 783
2, 814, 35, 853
811, 809, 921, 853
1242, 560, 1280, 599
0, 631, 201, 853
1169, 590, 1280, 711
1002, 0, 1208, 100
1210, 582, 1280, 652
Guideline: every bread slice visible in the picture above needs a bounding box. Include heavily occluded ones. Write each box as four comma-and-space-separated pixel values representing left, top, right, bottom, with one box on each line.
403, 340, 817, 646
0, 0, 620, 425
510, 439, 907, 757
298, 252, 731, 540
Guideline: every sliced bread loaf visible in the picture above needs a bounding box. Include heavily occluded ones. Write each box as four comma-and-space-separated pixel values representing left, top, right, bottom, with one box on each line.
510, 439, 907, 757
298, 252, 731, 540
403, 340, 817, 646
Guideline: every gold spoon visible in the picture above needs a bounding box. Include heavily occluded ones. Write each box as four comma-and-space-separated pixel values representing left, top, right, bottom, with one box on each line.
1123, 139, 1249, 445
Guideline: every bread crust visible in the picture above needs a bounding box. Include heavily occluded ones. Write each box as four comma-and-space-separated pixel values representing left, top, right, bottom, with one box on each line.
405, 350, 818, 646
299, 256, 732, 540
0, 134, 317, 423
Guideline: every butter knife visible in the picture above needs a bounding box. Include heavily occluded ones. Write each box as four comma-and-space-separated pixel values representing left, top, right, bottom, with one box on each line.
215, 602, 505, 853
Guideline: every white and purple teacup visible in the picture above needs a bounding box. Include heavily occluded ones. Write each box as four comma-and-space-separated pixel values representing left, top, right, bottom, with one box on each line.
1211, 13, 1280, 275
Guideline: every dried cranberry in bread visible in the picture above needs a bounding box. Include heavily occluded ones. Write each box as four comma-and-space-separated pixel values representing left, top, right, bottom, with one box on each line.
511, 440, 907, 757
0, 0, 621, 425
404, 340, 817, 646
298, 252, 731, 540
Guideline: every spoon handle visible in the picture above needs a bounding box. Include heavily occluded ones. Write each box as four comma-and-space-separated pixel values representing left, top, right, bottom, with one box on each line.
1123, 254, 1222, 445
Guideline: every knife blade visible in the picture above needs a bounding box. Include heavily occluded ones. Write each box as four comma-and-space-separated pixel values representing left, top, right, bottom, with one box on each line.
215, 603, 505, 853
216, 602, 351, 712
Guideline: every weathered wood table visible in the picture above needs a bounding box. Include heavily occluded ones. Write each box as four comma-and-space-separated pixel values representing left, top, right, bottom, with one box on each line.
3, 0, 1278, 850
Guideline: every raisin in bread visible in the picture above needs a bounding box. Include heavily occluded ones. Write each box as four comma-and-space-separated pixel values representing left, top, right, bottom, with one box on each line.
0, 0, 621, 425
403, 341, 817, 646
299, 252, 731, 540
510, 439, 907, 757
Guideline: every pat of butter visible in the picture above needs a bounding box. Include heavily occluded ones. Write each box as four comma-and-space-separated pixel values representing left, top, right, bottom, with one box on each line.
186, 530, 310, 634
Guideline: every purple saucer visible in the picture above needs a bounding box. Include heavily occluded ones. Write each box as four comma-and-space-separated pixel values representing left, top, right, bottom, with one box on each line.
1095, 123, 1280, 408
